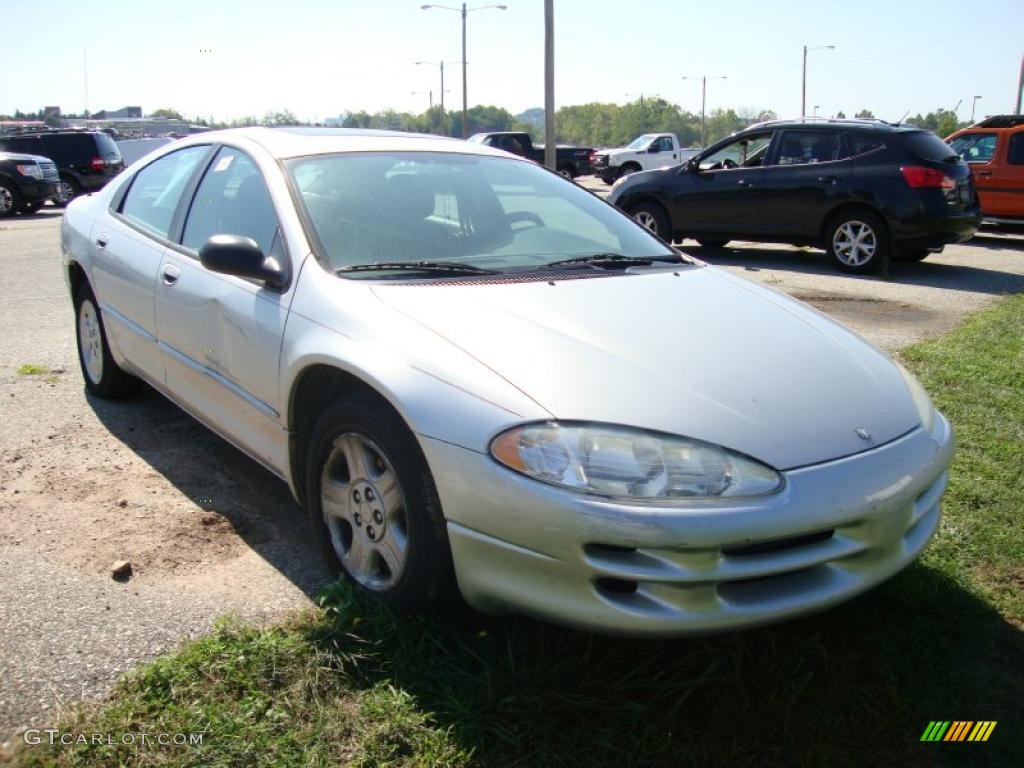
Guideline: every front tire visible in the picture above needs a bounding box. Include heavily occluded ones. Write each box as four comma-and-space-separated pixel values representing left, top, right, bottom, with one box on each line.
630, 201, 670, 241
0, 182, 20, 218
74, 282, 142, 398
306, 393, 456, 613
825, 210, 889, 274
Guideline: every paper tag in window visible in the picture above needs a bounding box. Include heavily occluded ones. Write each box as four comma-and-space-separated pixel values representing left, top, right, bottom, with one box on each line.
213, 155, 234, 173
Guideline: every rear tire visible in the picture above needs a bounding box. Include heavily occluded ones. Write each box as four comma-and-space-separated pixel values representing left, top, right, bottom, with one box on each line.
630, 201, 670, 241
73, 282, 143, 398
556, 165, 575, 180
825, 210, 889, 274
0, 182, 20, 218
696, 238, 730, 248
52, 177, 80, 208
306, 393, 457, 613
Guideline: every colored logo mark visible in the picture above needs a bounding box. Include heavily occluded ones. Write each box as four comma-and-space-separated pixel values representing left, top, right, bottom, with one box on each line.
920, 721, 997, 742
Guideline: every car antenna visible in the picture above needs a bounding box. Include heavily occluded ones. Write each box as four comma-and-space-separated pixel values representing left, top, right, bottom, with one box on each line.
893, 110, 910, 126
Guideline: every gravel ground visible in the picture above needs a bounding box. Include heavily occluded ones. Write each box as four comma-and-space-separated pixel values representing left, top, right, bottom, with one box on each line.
1, 203, 1023, 756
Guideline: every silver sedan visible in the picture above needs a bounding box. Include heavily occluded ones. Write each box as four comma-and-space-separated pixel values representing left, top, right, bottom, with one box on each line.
61, 127, 953, 635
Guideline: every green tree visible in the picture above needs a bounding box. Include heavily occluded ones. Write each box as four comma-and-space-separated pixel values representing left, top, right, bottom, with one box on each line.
855, 109, 874, 118
150, 108, 184, 120
261, 109, 301, 126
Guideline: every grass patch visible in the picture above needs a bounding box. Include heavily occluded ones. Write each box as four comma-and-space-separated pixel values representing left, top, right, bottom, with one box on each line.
15, 297, 1024, 768
16, 364, 48, 376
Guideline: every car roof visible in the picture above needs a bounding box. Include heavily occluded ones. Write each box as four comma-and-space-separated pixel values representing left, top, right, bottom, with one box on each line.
170, 126, 510, 160
745, 117, 924, 134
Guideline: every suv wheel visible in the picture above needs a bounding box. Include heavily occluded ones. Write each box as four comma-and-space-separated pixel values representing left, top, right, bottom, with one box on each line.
74, 282, 143, 398
52, 178, 80, 208
0, 182, 19, 218
826, 211, 889, 274
630, 202, 670, 241
306, 394, 456, 612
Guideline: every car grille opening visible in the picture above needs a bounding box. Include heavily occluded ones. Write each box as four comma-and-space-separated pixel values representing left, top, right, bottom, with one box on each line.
721, 529, 834, 557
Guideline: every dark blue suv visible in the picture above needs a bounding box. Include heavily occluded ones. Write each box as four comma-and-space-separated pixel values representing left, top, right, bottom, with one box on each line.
608, 119, 981, 274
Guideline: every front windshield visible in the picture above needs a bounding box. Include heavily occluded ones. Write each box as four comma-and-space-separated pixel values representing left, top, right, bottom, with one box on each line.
627, 135, 655, 150
288, 152, 675, 275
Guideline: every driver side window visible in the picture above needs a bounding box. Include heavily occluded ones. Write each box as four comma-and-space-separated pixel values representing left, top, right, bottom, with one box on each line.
699, 133, 774, 171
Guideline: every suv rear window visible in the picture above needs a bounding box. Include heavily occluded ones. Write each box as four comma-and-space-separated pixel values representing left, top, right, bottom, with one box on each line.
902, 131, 959, 162
94, 132, 122, 159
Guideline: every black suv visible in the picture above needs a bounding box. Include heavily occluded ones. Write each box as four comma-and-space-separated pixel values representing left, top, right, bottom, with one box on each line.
0, 131, 124, 207
0, 152, 59, 217
607, 119, 981, 274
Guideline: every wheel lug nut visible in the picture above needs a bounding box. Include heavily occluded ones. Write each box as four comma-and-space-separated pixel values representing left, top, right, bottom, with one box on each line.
365, 489, 374, 501
366, 525, 376, 539
373, 510, 383, 524
353, 490, 361, 503
354, 513, 362, 526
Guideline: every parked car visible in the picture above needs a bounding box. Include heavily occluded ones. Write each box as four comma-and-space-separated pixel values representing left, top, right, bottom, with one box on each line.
116, 136, 176, 167
62, 127, 953, 636
946, 115, 1024, 228
467, 131, 593, 178
0, 130, 124, 206
608, 119, 981, 274
592, 133, 701, 184
0, 151, 59, 216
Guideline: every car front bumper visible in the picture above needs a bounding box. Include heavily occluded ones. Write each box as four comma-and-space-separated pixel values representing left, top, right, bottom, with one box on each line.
19, 180, 59, 205
421, 413, 954, 636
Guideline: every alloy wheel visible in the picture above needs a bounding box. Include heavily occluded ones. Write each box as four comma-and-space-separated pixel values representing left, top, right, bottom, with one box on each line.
832, 220, 877, 267
78, 299, 104, 385
0, 186, 13, 215
320, 433, 409, 590
54, 181, 75, 205
634, 211, 659, 234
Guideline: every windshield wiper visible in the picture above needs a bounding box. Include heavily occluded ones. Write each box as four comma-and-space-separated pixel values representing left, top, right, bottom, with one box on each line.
537, 253, 681, 270
337, 260, 502, 276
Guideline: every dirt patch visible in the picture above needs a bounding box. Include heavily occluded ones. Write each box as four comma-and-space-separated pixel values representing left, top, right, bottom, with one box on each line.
790, 291, 938, 331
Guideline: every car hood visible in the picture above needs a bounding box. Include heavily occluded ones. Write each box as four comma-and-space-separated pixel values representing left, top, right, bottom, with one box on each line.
602, 147, 643, 159
370, 267, 920, 470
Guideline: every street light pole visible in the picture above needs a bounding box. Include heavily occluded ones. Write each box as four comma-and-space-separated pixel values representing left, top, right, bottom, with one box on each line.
543, 0, 554, 172
801, 44, 835, 117
970, 95, 982, 123
682, 75, 726, 147
422, 4, 508, 139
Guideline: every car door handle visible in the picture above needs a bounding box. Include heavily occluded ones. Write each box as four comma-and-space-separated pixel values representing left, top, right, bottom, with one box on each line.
817, 176, 839, 185
95, 234, 109, 249
974, 170, 993, 177
161, 265, 181, 286
737, 179, 756, 187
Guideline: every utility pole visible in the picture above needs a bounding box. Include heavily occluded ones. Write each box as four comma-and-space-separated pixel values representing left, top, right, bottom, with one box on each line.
461, 3, 468, 138
544, 0, 555, 171
801, 44, 834, 117
83, 49, 89, 118
682, 76, 725, 146
1016, 53, 1023, 115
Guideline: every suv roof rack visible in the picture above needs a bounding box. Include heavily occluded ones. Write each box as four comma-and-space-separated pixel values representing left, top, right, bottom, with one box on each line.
746, 116, 906, 131
974, 115, 1024, 128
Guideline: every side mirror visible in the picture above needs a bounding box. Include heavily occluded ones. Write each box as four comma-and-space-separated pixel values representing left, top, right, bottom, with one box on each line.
199, 235, 287, 290
686, 157, 701, 173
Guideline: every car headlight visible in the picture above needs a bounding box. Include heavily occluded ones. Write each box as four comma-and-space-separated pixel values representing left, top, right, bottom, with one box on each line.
897, 363, 935, 432
490, 422, 783, 501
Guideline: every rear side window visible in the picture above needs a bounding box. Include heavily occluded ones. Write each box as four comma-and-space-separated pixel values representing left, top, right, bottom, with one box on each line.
949, 133, 998, 163
0, 137, 35, 154
182, 147, 278, 255
775, 131, 846, 165
846, 133, 884, 157
903, 131, 959, 162
120, 146, 209, 238
1008, 133, 1024, 165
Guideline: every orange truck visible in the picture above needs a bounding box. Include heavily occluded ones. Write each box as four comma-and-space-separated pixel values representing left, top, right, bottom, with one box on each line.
947, 115, 1024, 227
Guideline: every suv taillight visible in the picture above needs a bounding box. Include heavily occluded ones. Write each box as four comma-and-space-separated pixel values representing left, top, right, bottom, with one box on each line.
900, 166, 954, 190
90, 157, 106, 171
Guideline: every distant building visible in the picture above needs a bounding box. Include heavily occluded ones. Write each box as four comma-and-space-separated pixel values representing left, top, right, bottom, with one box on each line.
91, 106, 143, 120
42, 106, 61, 118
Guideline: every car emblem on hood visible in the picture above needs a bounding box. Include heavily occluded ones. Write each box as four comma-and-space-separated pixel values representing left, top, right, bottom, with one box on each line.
855, 427, 872, 441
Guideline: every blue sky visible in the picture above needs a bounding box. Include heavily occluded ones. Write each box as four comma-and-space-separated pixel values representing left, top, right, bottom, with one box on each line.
2, 0, 1021, 122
